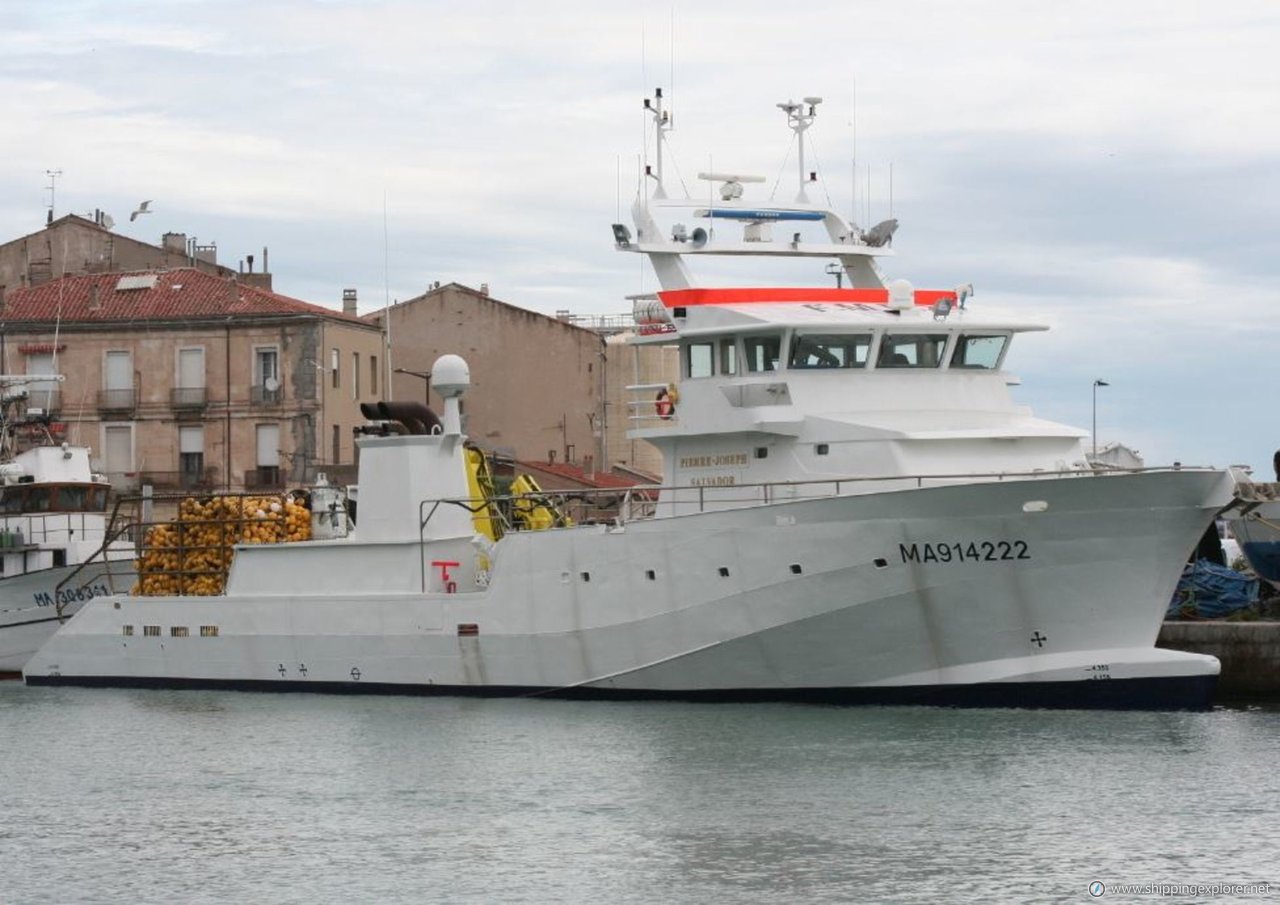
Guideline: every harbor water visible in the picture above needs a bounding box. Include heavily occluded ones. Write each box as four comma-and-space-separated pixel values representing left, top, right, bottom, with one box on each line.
2, 684, 1277, 904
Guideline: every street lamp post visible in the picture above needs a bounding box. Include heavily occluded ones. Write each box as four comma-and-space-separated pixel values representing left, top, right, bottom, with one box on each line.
394, 368, 431, 405
1092, 379, 1109, 459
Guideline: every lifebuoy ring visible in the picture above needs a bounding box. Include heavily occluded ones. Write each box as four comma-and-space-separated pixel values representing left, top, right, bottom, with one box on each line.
655, 389, 675, 419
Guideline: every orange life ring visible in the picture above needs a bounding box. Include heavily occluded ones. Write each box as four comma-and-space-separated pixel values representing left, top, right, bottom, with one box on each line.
655, 389, 675, 419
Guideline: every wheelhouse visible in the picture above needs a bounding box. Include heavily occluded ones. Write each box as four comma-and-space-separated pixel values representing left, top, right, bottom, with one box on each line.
679, 326, 1013, 379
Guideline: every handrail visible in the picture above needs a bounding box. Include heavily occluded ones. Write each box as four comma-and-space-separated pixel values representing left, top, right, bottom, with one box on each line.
54, 497, 141, 615
408, 464, 1217, 531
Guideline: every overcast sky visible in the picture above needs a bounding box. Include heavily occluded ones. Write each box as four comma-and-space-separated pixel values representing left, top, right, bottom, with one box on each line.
2, 1, 1277, 474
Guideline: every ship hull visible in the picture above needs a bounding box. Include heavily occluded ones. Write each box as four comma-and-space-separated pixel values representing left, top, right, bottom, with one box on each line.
1230, 500, 1280, 587
25, 470, 1230, 709
0, 567, 126, 675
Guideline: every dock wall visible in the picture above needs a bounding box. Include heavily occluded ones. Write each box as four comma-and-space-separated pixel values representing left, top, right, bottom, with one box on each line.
1159, 621, 1280, 700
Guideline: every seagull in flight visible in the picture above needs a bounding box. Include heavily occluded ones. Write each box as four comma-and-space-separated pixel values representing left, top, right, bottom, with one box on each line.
130, 200, 152, 222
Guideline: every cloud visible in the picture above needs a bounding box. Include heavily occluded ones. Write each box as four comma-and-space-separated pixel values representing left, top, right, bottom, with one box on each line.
2, 0, 1278, 472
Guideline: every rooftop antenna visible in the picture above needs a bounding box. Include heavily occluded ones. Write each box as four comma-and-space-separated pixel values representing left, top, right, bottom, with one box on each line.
778, 97, 822, 203
643, 88, 672, 199
44, 169, 62, 223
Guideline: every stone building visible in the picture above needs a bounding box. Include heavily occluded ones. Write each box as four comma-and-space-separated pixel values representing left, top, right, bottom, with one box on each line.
0, 212, 271, 291
0, 269, 382, 491
372, 283, 606, 468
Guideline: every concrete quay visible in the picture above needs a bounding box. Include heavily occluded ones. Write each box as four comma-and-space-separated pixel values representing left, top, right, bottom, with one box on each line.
1159, 621, 1280, 701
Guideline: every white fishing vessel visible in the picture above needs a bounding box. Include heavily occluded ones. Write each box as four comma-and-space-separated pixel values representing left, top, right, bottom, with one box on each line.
0, 377, 135, 675
27, 92, 1238, 707
1226, 478, 1280, 589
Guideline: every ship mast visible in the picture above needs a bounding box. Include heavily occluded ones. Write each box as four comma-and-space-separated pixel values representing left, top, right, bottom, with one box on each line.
777, 96, 822, 203
643, 88, 672, 200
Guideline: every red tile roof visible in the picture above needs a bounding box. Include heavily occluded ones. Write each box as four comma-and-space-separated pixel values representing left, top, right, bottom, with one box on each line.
0, 269, 365, 325
517, 460, 656, 490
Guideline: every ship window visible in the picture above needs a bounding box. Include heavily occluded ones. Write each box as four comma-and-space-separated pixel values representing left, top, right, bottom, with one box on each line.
122, 625, 134, 636
743, 335, 781, 372
55, 486, 89, 511
23, 487, 51, 513
874, 557, 888, 568
790, 563, 803, 574
580, 571, 591, 582
950, 334, 1008, 370
718, 566, 731, 577
53, 549, 66, 568
645, 569, 656, 580
200, 625, 219, 637
815, 444, 829, 455
789, 333, 873, 369
87, 485, 108, 511
686, 342, 714, 378
170, 626, 189, 637
754, 447, 768, 459
143, 625, 161, 637
877, 334, 949, 368
719, 337, 738, 375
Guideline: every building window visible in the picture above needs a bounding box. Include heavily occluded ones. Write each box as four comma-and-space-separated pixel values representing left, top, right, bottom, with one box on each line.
254, 347, 281, 403
254, 423, 281, 487
352, 352, 360, 399
371, 356, 378, 395
102, 423, 134, 478
25, 351, 60, 412
102, 350, 135, 409
179, 426, 204, 488
331, 348, 340, 389
174, 347, 207, 406
332, 424, 341, 465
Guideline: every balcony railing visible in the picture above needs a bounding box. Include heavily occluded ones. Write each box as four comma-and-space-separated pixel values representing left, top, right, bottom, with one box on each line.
170, 386, 208, 408
250, 384, 282, 405
97, 388, 138, 413
244, 466, 282, 490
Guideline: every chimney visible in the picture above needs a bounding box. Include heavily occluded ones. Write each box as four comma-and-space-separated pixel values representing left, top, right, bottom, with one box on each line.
343, 288, 358, 316
89, 283, 101, 310
480, 282, 489, 296
246, 253, 255, 274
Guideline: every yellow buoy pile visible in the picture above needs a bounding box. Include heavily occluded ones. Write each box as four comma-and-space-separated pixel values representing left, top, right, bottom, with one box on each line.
133, 494, 312, 596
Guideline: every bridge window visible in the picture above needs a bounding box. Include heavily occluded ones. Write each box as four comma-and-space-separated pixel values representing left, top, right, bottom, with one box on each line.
877, 334, 949, 368
686, 342, 714, 378
950, 334, 1009, 370
789, 333, 873, 369
743, 335, 781, 372
719, 337, 738, 375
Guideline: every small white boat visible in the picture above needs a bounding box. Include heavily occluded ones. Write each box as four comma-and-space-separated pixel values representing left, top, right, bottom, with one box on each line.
1226, 480, 1280, 589
26, 92, 1241, 707
0, 436, 135, 676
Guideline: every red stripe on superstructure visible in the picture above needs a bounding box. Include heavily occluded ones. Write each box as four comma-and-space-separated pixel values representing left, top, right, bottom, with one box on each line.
657, 287, 956, 307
